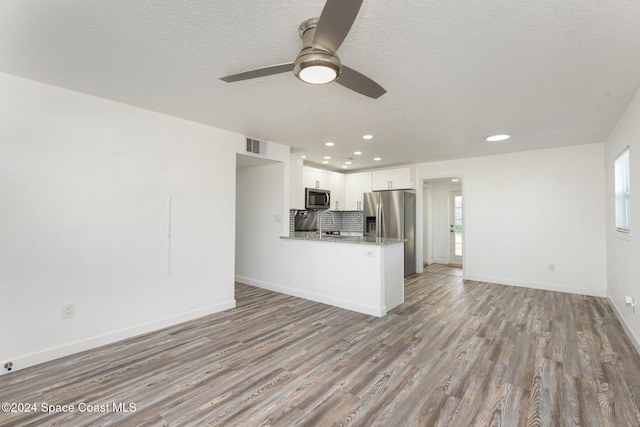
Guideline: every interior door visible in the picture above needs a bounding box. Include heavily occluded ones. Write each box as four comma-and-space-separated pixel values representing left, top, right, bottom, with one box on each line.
449, 191, 463, 266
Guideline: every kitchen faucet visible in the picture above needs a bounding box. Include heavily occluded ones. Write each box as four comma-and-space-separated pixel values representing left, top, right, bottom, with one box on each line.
318, 210, 336, 239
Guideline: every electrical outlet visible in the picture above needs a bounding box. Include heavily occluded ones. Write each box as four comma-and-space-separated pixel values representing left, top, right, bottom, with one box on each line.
625, 296, 637, 314
365, 251, 374, 258
62, 304, 75, 319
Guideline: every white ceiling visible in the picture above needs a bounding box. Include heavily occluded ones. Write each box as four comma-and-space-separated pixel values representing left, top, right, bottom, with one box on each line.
1, 1, 639, 172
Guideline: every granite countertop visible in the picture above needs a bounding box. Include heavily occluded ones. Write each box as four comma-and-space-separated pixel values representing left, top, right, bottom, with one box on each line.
281, 232, 405, 246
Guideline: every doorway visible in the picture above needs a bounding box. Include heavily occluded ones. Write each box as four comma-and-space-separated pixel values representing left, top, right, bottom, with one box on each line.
235, 153, 284, 293
422, 177, 463, 271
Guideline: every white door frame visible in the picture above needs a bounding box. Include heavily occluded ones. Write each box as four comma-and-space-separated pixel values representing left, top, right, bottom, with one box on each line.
416, 175, 465, 275
449, 190, 463, 266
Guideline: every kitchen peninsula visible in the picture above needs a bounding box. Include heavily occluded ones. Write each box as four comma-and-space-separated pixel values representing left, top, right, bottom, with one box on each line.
277, 234, 405, 316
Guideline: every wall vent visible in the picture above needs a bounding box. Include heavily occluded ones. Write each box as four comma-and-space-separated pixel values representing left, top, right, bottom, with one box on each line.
246, 137, 267, 156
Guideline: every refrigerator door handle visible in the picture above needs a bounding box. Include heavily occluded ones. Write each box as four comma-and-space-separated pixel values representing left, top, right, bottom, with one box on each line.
376, 203, 382, 238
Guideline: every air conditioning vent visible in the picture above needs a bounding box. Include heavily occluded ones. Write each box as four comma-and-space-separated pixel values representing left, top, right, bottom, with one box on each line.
246, 137, 267, 156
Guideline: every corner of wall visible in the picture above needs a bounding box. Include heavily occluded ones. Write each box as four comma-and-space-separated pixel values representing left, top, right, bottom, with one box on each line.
607, 293, 640, 356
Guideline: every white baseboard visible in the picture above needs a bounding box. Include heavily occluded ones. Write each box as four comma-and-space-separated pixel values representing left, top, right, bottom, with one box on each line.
236, 275, 385, 317
1, 300, 236, 376
607, 293, 640, 356
464, 274, 606, 298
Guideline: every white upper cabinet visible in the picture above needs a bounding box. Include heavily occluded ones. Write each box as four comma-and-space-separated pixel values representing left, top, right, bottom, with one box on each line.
372, 167, 415, 190
305, 167, 328, 189
362, 172, 373, 194
345, 174, 360, 210
345, 172, 372, 210
372, 170, 392, 190
304, 166, 413, 211
328, 172, 345, 210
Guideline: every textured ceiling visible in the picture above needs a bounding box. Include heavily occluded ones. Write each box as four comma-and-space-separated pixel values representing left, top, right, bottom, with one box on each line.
1, 0, 639, 171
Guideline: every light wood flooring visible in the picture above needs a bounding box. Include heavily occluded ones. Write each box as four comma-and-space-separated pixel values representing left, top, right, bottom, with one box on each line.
2, 266, 640, 426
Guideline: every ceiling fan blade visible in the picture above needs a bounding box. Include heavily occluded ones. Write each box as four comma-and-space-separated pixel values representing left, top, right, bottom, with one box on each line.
336, 65, 386, 99
313, 0, 363, 53
220, 63, 294, 82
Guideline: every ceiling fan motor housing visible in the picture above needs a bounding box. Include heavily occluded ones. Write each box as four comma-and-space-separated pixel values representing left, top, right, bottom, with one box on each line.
294, 18, 342, 84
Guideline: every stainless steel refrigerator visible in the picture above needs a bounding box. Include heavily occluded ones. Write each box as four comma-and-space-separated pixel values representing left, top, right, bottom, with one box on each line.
363, 190, 416, 277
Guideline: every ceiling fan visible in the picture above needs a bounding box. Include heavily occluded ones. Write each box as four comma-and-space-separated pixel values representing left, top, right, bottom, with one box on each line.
220, 0, 386, 99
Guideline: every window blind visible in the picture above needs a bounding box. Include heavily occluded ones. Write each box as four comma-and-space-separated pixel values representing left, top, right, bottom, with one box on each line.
615, 147, 630, 233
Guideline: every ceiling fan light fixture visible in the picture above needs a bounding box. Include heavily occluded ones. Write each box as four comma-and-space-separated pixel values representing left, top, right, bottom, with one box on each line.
294, 50, 341, 85
299, 64, 338, 84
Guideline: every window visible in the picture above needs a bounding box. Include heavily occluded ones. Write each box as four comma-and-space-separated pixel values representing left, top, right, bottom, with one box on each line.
615, 147, 630, 233
453, 195, 463, 256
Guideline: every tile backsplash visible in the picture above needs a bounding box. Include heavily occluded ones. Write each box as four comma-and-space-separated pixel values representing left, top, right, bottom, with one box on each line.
289, 210, 364, 233
339, 211, 364, 231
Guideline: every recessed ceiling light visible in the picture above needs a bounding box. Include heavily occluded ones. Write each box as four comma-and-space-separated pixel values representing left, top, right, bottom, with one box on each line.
301, 155, 306, 159
325, 142, 335, 147
486, 134, 510, 142
322, 160, 329, 164
323, 156, 331, 160
363, 135, 373, 140
345, 161, 352, 165
354, 151, 362, 155
341, 165, 348, 169
373, 157, 381, 161
452, 178, 460, 182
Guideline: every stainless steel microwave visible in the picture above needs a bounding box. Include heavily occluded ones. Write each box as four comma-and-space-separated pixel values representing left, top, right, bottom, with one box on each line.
305, 188, 331, 209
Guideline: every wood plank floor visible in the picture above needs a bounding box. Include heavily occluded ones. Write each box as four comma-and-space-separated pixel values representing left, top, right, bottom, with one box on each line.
2, 265, 640, 426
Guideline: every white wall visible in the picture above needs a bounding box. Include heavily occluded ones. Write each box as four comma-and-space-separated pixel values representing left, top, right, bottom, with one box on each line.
605, 87, 640, 350
0, 73, 242, 374
415, 143, 606, 296
289, 153, 305, 210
